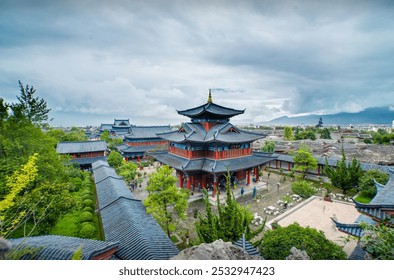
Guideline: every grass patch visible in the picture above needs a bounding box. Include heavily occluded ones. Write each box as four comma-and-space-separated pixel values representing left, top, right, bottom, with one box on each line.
49, 212, 82, 237
354, 193, 372, 204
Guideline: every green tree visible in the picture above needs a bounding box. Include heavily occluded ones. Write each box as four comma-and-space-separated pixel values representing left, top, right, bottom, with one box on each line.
319, 128, 332, 139
71, 246, 83, 260
323, 147, 362, 194
283, 126, 294, 141
358, 170, 389, 199
360, 222, 394, 260
143, 165, 189, 237
116, 162, 138, 185
9, 81, 50, 124
0, 154, 38, 236
260, 223, 347, 260
295, 130, 317, 140
292, 144, 318, 179
107, 150, 123, 168
100, 130, 123, 151
260, 141, 275, 153
195, 172, 254, 243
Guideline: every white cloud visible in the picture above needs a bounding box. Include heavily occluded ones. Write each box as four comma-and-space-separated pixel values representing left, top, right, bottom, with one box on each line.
1, 0, 394, 126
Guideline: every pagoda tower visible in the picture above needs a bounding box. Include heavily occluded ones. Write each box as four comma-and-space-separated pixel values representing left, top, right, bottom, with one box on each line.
151, 90, 274, 196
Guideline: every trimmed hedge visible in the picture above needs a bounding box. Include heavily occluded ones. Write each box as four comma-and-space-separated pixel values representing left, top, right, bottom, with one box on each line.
80, 211, 93, 222
79, 224, 96, 239
83, 199, 94, 208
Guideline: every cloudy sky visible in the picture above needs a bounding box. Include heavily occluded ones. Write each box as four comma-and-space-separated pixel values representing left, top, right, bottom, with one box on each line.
1, 0, 394, 127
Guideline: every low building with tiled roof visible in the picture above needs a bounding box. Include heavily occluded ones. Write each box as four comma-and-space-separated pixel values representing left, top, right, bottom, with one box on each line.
92, 160, 179, 260
56, 140, 107, 169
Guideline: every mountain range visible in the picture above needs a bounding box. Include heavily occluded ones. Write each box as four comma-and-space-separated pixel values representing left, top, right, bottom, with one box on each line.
265, 106, 394, 126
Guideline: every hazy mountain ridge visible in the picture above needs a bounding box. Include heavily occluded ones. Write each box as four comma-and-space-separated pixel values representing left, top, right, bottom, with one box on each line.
265, 106, 394, 126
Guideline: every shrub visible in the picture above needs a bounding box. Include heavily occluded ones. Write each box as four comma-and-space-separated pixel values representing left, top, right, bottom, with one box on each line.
80, 211, 93, 222
359, 170, 389, 199
260, 223, 347, 260
79, 224, 96, 239
81, 193, 92, 201
82, 206, 93, 213
291, 180, 317, 198
83, 199, 94, 208
82, 189, 92, 196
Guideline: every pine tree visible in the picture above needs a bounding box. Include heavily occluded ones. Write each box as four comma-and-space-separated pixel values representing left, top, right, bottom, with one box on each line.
195, 171, 253, 243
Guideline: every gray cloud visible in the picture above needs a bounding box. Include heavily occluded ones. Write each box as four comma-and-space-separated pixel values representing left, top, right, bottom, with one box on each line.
1, 0, 394, 126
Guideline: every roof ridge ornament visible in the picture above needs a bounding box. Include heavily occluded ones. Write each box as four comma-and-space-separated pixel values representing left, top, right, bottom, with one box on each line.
208, 89, 213, 104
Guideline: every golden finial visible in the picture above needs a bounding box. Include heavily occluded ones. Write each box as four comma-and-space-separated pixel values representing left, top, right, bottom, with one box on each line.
208, 89, 213, 103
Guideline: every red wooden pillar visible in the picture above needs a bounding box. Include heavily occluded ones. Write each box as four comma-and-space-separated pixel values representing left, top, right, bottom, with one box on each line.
318, 165, 321, 176
202, 175, 207, 189
137, 156, 140, 163
275, 160, 278, 169
288, 162, 291, 171
247, 170, 251, 185
213, 174, 217, 197
187, 174, 191, 190
179, 172, 183, 188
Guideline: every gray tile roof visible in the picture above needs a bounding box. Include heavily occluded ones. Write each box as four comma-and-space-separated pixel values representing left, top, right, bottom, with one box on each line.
118, 144, 161, 155
56, 140, 107, 154
9, 235, 118, 260
93, 164, 123, 184
275, 153, 393, 173
71, 156, 107, 165
150, 151, 276, 173
177, 101, 245, 119
92, 160, 179, 260
348, 243, 367, 260
125, 125, 172, 140
100, 198, 179, 260
233, 238, 261, 256
113, 119, 131, 127
100, 123, 113, 131
157, 122, 265, 144
96, 176, 134, 209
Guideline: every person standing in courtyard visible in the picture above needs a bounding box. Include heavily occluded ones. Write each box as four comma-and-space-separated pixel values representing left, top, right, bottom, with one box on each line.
241, 186, 245, 196
252, 186, 257, 199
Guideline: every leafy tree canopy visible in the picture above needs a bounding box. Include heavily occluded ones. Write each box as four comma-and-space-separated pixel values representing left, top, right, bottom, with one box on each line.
143, 165, 189, 237
260, 223, 347, 260
292, 144, 318, 179
261, 141, 275, 153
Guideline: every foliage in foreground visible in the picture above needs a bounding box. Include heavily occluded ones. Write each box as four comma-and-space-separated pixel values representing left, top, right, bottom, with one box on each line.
143, 165, 189, 237
360, 222, 394, 260
195, 173, 254, 243
260, 223, 347, 260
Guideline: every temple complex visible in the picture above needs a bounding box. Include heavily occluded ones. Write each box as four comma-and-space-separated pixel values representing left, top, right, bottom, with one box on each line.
99, 118, 132, 137
117, 125, 172, 162
150, 91, 275, 195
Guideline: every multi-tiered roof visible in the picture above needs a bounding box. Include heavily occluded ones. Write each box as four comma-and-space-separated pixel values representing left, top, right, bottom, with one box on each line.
151, 92, 274, 174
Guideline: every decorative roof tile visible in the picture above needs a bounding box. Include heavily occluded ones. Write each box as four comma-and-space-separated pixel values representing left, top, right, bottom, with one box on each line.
92, 160, 179, 260
9, 235, 118, 260
177, 101, 244, 119
125, 125, 172, 140
56, 140, 107, 154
